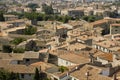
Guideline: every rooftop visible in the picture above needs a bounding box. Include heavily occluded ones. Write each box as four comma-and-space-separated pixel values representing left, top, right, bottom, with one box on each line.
70, 65, 112, 80
97, 53, 113, 62
58, 51, 89, 64
67, 43, 86, 51
110, 24, 120, 27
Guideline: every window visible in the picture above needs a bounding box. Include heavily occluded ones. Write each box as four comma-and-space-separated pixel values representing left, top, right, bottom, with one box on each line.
21, 74, 24, 78
17, 61, 20, 64
66, 62, 68, 65
26, 59, 30, 62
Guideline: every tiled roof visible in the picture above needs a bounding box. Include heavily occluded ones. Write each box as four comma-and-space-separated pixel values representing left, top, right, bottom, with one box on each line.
90, 19, 108, 26
67, 43, 86, 51
70, 65, 112, 80
0, 64, 35, 74
0, 53, 24, 60
110, 24, 120, 27
24, 51, 40, 59
58, 51, 89, 64
30, 62, 51, 71
97, 53, 113, 62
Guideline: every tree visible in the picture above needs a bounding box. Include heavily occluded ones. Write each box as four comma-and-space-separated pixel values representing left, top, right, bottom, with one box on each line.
88, 16, 96, 22
82, 16, 89, 21
0, 69, 20, 80
13, 48, 25, 53
27, 3, 39, 11
24, 25, 37, 35
59, 66, 68, 73
42, 4, 53, 15
34, 68, 40, 80
82, 15, 97, 22
11, 37, 26, 45
0, 11, 5, 21
63, 15, 69, 23
2, 45, 12, 53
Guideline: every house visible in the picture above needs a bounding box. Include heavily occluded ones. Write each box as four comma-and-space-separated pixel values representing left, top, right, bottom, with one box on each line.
6, 19, 27, 27
0, 51, 40, 65
110, 24, 120, 35
112, 52, 120, 67
0, 60, 51, 80
57, 50, 89, 66
4, 14, 18, 21
67, 42, 87, 51
76, 34, 93, 46
68, 8, 84, 18
50, 64, 113, 80
92, 39, 120, 53
95, 53, 113, 66
84, 17, 120, 35
70, 65, 112, 80
84, 9, 93, 16
0, 22, 14, 31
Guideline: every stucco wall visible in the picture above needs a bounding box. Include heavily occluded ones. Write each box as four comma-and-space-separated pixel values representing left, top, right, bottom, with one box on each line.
58, 58, 76, 66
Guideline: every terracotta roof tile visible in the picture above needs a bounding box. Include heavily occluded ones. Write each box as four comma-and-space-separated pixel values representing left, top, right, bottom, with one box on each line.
97, 53, 113, 62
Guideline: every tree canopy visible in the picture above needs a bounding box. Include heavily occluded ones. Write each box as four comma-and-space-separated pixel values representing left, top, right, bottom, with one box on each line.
0, 11, 5, 21
24, 25, 37, 35
2, 45, 12, 53
27, 3, 39, 11
42, 4, 54, 15
0, 69, 20, 80
11, 37, 26, 45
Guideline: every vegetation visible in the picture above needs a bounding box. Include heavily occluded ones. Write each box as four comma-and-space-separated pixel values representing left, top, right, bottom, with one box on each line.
82, 15, 96, 22
0, 69, 20, 80
109, 12, 118, 18
113, 2, 120, 6
42, 4, 54, 15
59, 66, 69, 73
34, 68, 40, 80
82, 15, 103, 22
2, 45, 12, 53
7, 11, 75, 23
34, 68, 48, 80
27, 3, 39, 11
13, 48, 25, 53
24, 25, 37, 35
0, 11, 5, 21
11, 37, 26, 45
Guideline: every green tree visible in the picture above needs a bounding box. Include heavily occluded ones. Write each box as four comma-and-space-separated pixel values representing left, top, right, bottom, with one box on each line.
0, 11, 5, 21
11, 37, 26, 45
13, 48, 25, 53
59, 66, 68, 73
2, 45, 12, 53
63, 15, 69, 23
24, 25, 37, 35
88, 16, 96, 22
0, 69, 20, 80
34, 68, 40, 80
42, 4, 53, 15
27, 3, 39, 11
82, 16, 89, 21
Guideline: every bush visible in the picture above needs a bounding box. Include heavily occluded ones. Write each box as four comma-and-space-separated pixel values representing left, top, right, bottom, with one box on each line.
0, 69, 20, 80
24, 25, 37, 35
59, 66, 68, 73
11, 37, 26, 45
13, 48, 25, 53
2, 45, 12, 53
